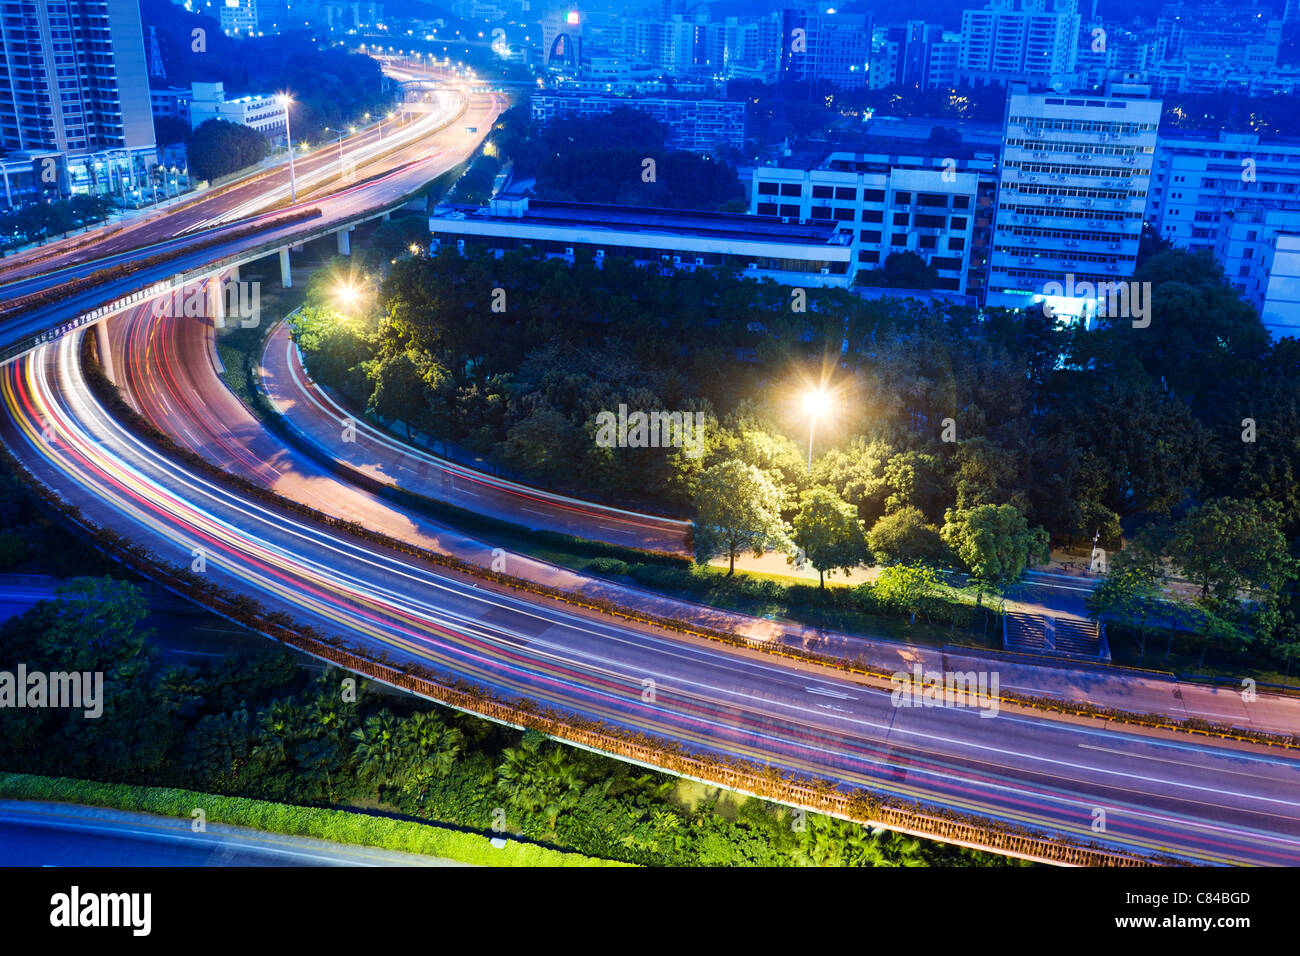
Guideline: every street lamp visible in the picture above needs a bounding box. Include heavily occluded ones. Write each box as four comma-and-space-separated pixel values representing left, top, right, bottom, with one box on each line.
334, 280, 361, 311
324, 127, 346, 179
279, 94, 298, 202
802, 388, 831, 473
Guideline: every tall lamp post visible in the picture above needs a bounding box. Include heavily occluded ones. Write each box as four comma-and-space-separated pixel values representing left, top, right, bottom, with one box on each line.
802, 388, 831, 473
279, 94, 298, 202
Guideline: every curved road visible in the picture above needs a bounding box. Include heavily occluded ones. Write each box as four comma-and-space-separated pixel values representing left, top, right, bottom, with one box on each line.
4, 333, 1300, 865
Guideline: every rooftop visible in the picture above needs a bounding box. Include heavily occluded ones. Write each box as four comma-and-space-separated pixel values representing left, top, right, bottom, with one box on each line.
434, 196, 851, 246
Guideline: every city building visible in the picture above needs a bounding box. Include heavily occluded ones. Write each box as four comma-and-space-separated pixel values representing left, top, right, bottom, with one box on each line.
751, 143, 998, 298
429, 194, 856, 287
188, 82, 287, 141
985, 75, 1162, 317
1256, 230, 1300, 338
958, 0, 1081, 88
1145, 129, 1300, 334
530, 93, 745, 153
781, 10, 872, 89
0, 0, 157, 207
542, 7, 583, 71
150, 86, 193, 123
219, 0, 259, 35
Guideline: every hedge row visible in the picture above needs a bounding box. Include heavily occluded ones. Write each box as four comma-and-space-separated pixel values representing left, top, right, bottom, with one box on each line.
0, 772, 623, 867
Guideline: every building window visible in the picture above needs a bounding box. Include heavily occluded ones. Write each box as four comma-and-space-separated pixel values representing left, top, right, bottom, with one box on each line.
863, 189, 885, 202
834, 186, 857, 201
812, 206, 833, 219
833, 208, 855, 221
948, 236, 966, 251
950, 216, 967, 230
757, 203, 778, 215
891, 233, 908, 245
812, 185, 833, 199
862, 210, 883, 223
859, 230, 882, 243
780, 183, 801, 196
757, 181, 778, 195
893, 212, 909, 226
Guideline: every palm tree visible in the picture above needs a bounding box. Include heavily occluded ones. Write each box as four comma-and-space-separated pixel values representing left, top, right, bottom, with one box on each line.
351, 711, 404, 793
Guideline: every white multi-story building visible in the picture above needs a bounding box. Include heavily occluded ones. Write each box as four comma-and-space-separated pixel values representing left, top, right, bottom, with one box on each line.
188, 82, 287, 140
985, 76, 1161, 317
1147, 130, 1300, 268
751, 148, 998, 298
959, 0, 1081, 88
1257, 230, 1300, 338
1146, 130, 1300, 333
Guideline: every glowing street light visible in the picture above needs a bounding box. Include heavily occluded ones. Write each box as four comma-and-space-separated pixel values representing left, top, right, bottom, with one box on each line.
334, 281, 360, 309
802, 388, 832, 472
279, 94, 298, 201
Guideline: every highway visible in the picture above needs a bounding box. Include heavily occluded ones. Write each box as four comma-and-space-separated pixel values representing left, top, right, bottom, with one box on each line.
0, 64, 461, 286
0, 81, 505, 360
4, 332, 1300, 865
0, 802, 463, 866
3, 58, 1299, 866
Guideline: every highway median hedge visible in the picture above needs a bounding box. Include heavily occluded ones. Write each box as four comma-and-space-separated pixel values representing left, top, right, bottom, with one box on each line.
0, 772, 623, 867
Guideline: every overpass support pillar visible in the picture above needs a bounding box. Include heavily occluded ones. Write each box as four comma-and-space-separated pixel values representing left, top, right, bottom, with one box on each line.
208, 276, 226, 329
279, 247, 292, 289
94, 319, 115, 385
336, 227, 352, 256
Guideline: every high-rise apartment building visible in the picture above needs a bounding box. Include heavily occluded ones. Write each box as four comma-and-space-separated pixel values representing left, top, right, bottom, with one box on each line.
985, 76, 1161, 316
958, 0, 1080, 87
0, 0, 156, 204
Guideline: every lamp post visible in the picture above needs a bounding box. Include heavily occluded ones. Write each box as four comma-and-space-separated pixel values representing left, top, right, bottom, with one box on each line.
279, 94, 297, 202
802, 388, 830, 473
325, 127, 346, 179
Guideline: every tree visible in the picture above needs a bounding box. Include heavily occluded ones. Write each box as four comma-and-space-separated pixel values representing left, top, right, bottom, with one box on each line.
868, 506, 945, 566
941, 504, 1048, 590
692, 459, 791, 575
873, 563, 942, 625
1087, 550, 1165, 663
366, 350, 427, 438
187, 119, 269, 182
791, 487, 870, 588
1169, 498, 1296, 609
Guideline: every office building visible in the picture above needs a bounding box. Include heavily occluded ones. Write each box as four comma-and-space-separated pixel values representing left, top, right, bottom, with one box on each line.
985, 76, 1162, 316
782, 10, 872, 89
188, 82, 287, 140
752, 145, 998, 298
